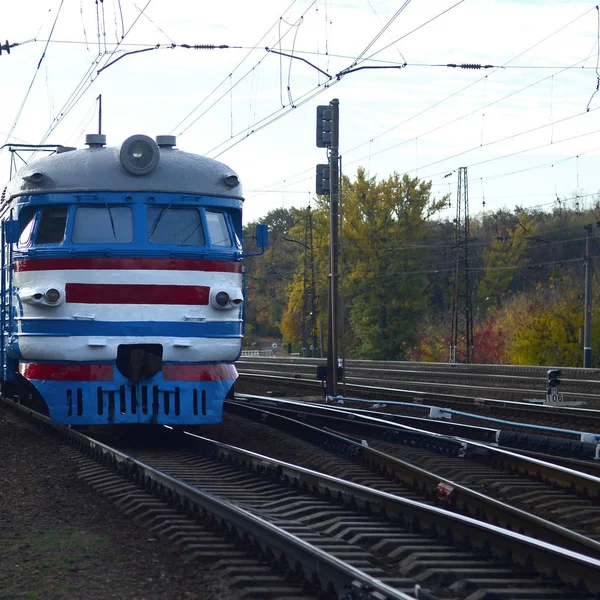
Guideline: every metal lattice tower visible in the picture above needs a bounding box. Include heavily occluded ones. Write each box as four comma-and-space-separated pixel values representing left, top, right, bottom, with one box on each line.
450, 167, 474, 363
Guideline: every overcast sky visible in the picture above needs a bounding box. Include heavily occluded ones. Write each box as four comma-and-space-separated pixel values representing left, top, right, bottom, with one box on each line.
1, 0, 599, 224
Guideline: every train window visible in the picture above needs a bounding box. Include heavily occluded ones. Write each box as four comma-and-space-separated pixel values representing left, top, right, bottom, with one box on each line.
36, 206, 68, 244
205, 211, 231, 247
73, 206, 133, 243
17, 214, 36, 248
147, 207, 205, 246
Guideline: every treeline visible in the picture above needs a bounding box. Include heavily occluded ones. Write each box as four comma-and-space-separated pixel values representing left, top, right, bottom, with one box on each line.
243, 167, 600, 367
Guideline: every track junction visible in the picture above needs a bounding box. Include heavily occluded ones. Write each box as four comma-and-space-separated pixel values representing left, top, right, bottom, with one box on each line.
4, 357, 600, 600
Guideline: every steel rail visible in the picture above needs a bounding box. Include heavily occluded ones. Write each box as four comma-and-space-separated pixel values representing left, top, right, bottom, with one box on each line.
238, 356, 600, 379
239, 365, 600, 404
241, 394, 600, 459
238, 358, 600, 386
327, 396, 600, 443
228, 396, 600, 502
236, 371, 600, 423
1, 398, 415, 600
240, 364, 599, 401
184, 417, 600, 590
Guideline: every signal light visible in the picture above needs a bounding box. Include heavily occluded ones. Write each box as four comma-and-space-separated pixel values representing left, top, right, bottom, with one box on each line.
547, 369, 561, 389
316, 164, 330, 196
316, 105, 333, 148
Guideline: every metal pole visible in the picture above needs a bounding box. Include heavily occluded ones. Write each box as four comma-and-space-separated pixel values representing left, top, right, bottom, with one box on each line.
320, 319, 325, 359
309, 206, 318, 356
326, 99, 340, 397
339, 154, 345, 397
584, 224, 593, 368
98, 94, 102, 135
301, 212, 309, 356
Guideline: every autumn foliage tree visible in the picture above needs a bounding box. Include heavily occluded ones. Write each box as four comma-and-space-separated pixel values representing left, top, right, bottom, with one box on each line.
279, 168, 449, 359
243, 181, 600, 367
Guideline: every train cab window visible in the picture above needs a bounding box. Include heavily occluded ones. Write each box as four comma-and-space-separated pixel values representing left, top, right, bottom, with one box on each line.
205, 211, 232, 247
17, 214, 36, 248
147, 207, 205, 246
72, 206, 133, 243
36, 206, 68, 244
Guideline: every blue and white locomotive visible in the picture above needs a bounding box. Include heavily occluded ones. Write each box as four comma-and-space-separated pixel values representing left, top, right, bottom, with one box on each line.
0, 133, 266, 425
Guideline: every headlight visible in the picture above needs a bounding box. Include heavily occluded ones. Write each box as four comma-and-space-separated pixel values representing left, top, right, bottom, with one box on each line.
119, 134, 160, 176
44, 288, 61, 304
215, 291, 230, 307
211, 289, 243, 309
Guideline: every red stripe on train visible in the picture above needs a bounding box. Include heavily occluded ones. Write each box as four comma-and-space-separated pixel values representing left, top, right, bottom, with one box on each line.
14, 258, 243, 273
20, 362, 237, 382
65, 283, 209, 305
163, 363, 238, 382
20, 363, 114, 381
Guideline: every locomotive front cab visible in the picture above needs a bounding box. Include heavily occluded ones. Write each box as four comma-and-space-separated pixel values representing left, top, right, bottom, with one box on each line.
1, 134, 246, 425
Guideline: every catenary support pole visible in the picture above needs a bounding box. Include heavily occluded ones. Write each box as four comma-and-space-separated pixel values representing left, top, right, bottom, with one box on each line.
584, 224, 593, 368
326, 99, 340, 396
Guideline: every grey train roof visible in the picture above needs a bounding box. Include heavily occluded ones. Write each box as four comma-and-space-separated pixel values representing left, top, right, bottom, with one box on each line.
5, 135, 243, 202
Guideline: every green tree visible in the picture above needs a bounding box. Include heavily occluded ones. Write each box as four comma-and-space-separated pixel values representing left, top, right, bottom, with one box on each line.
476, 212, 537, 309
244, 208, 297, 342
281, 168, 448, 359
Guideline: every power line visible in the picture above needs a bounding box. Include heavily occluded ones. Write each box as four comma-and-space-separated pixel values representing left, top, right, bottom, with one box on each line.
207, 0, 467, 159
15, 38, 600, 72
34, 0, 154, 150
209, 78, 340, 157
428, 141, 600, 188
248, 6, 598, 198
347, 0, 412, 69
345, 252, 599, 282
360, 0, 467, 65
401, 123, 600, 183
251, 46, 599, 198
169, 0, 309, 136
1, 0, 65, 152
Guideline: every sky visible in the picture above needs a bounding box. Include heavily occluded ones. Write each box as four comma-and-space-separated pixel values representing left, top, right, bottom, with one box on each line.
1, 0, 600, 225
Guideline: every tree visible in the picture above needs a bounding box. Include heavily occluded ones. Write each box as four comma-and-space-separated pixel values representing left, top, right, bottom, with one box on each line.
281, 168, 449, 359
476, 212, 537, 310
243, 208, 297, 341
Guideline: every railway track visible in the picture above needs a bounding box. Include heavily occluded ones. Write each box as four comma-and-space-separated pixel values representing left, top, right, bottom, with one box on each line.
263, 395, 600, 461
235, 363, 600, 434
223, 396, 600, 551
237, 357, 600, 405
4, 397, 600, 598
1, 400, 407, 600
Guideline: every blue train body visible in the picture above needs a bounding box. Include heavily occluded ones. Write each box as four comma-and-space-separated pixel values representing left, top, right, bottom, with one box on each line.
0, 134, 254, 425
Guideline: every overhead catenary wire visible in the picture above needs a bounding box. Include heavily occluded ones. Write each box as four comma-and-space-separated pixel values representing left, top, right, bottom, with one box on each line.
249, 5, 599, 198
347, 0, 412, 69
206, 0, 467, 158
586, 4, 600, 111
12, 37, 600, 71
0, 0, 66, 153
33, 0, 154, 151
169, 0, 311, 136
251, 44, 599, 198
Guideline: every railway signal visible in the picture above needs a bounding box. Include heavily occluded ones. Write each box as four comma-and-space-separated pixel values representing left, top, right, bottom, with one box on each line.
315, 100, 340, 398
316, 105, 333, 148
546, 369, 563, 404
315, 164, 330, 196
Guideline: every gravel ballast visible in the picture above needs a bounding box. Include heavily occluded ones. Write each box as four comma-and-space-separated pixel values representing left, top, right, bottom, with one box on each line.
0, 407, 232, 600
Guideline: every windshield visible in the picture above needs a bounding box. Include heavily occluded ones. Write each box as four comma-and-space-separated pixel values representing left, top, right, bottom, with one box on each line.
205, 211, 232, 247
72, 206, 133, 243
147, 207, 205, 246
